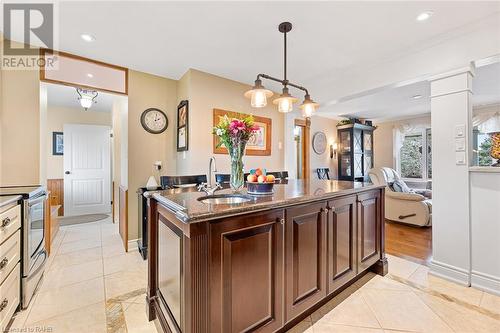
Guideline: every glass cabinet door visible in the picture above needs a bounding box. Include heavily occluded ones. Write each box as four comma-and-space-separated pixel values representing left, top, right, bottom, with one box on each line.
363, 132, 373, 152
340, 154, 352, 177
340, 131, 351, 153
353, 130, 363, 153
354, 154, 363, 177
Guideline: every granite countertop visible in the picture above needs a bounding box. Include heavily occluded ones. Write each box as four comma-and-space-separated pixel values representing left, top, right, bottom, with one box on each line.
152, 179, 383, 223
0, 195, 22, 209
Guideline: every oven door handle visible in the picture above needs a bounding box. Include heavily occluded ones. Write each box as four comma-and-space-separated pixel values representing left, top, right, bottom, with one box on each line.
28, 195, 46, 207
28, 249, 47, 277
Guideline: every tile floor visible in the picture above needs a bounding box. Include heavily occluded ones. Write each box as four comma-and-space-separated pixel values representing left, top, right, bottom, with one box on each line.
8, 215, 154, 333
7, 216, 500, 333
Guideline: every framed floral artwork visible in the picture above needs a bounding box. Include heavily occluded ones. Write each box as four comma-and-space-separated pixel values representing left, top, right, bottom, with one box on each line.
212, 109, 272, 156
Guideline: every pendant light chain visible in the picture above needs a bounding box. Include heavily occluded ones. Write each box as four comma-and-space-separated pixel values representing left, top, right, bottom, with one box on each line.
283, 29, 287, 84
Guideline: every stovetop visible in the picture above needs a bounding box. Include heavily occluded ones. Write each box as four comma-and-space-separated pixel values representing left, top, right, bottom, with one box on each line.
0, 185, 46, 198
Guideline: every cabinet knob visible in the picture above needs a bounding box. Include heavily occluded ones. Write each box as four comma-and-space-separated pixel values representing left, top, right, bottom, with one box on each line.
65, 171, 71, 175
0, 298, 8, 312
279, 218, 285, 225
0, 258, 8, 269
1, 217, 10, 228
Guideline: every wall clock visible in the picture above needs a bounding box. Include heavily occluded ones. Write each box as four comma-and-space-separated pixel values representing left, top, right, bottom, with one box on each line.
312, 131, 327, 154
141, 108, 168, 134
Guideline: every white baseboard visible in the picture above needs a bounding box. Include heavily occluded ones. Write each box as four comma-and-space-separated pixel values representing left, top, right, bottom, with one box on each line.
471, 270, 500, 296
127, 238, 139, 252
429, 259, 470, 286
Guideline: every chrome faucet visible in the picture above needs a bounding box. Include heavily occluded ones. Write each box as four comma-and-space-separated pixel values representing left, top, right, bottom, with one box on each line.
198, 157, 222, 195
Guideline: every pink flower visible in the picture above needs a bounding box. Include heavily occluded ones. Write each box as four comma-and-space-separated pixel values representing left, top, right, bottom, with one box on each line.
251, 125, 260, 132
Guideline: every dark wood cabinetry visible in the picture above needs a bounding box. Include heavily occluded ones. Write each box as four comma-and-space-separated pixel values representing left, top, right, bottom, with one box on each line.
148, 187, 386, 333
209, 210, 284, 333
284, 202, 327, 322
357, 190, 382, 272
327, 195, 357, 294
337, 123, 375, 182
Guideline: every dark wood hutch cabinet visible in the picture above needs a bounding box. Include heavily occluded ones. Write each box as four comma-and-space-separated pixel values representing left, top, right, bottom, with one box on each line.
337, 123, 376, 182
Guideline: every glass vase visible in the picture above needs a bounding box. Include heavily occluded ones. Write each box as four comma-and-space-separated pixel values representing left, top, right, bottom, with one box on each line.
229, 142, 246, 192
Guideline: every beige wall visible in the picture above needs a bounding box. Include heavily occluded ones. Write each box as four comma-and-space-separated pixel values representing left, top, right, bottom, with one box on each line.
127, 70, 177, 240
373, 114, 431, 170
176, 69, 285, 176
309, 116, 338, 179
45, 105, 112, 179
0, 40, 40, 186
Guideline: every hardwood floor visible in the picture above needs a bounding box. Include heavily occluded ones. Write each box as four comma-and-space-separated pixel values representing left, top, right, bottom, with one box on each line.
385, 220, 432, 265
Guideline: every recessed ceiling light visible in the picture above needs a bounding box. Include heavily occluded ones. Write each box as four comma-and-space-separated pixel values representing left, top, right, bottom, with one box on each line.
80, 34, 95, 42
412, 94, 423, 100
87, 73, 93, 78
416, 11, 434, 22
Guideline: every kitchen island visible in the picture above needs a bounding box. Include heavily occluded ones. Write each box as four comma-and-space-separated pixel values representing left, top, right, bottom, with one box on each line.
147, 179, 387, 333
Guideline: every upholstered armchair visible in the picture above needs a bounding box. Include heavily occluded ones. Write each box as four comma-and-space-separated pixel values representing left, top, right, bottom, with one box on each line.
368, 167, 432, 227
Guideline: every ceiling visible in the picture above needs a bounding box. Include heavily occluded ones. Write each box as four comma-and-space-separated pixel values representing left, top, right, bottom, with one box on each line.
3, 1, 499, 119
323, 61, 500, 122
45, 82, 118, 112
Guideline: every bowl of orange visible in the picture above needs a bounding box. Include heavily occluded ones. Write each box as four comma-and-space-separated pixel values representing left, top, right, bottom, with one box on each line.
246, 168, 275, 195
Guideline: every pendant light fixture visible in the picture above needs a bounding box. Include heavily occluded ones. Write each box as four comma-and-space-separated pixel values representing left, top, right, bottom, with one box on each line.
244, 22, 319, 118
76, 87, 98, 111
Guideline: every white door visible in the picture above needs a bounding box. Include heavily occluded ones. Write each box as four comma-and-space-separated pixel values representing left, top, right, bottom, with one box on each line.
64, 124, 111, 216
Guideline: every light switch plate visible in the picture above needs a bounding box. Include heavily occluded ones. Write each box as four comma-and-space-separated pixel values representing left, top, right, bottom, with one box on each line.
455, 125, 465, 138
455, 138, 465, 152
455, 151, 466, 165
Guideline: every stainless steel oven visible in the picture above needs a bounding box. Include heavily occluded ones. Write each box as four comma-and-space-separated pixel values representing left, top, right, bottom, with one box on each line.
22, 190, 47, 308
0, 185, 47, 308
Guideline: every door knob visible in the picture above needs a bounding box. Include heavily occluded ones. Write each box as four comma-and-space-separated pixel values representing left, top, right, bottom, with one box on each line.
65, 171, 70, 174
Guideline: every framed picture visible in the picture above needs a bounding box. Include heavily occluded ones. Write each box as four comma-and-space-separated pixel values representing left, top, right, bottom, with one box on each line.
52, 132, 64, 155
213, 109, 272, 156
177, 100, 188, 151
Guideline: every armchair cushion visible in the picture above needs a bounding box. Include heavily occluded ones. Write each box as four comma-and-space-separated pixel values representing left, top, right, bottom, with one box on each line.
386, 190, 426, 201
391, 179, 412, 193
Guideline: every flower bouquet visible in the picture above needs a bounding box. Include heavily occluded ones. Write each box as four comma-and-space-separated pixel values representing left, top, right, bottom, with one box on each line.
213, 114, 259, 192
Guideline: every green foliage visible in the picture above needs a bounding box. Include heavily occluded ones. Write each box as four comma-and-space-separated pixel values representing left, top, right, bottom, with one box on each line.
478, 136, 492, 166
400, 135, 422, 178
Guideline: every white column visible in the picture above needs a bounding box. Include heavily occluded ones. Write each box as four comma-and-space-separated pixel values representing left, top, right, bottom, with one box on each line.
429, 65, 474, 285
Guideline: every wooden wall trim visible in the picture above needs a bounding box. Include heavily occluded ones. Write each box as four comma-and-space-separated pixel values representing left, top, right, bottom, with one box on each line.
294, 118, 311, 179
39, 48, 129, 95
44, 192, 51, 256
119, 186, 128, 251
47, 179, 64, 216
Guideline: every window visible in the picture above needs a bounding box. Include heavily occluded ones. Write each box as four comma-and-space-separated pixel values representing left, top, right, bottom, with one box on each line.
473, 128, 493, 166
399, 128, 432, 179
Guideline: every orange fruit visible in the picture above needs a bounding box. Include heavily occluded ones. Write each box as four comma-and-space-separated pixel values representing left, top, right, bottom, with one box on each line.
247, 174, 257, 182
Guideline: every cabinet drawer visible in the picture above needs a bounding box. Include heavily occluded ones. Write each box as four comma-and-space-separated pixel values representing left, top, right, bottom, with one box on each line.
0, 205, 21, 245
0, 263, 20, 332
0, 230, 20, 285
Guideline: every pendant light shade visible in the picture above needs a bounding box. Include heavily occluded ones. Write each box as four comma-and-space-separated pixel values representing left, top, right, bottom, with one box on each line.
244, 79, 273, 108
76, 88, 98, 111
273, 87, 298, 113
300, 94, 319, 118
80, 97, 93, 110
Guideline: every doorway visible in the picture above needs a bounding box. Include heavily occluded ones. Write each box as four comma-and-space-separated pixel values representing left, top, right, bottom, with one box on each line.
63, 124, 111, 216
294, 118, 310, 179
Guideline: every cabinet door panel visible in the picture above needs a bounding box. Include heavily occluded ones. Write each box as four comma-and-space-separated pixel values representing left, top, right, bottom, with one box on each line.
210, 210, 284, 333
328, 196, 357, 294
285, 203, 327, 322
357, 191, 381, 272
